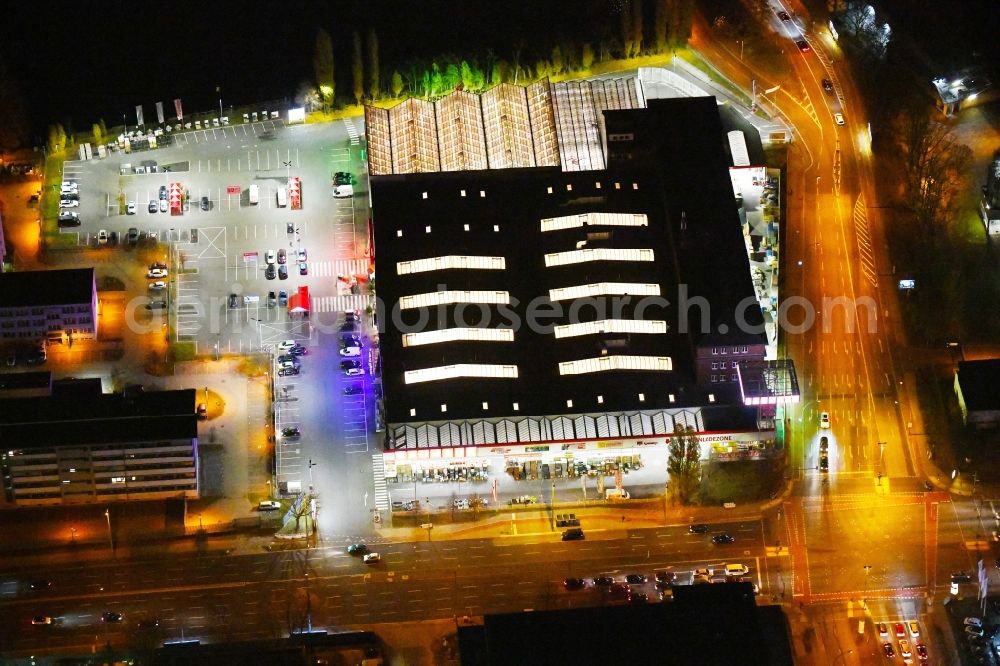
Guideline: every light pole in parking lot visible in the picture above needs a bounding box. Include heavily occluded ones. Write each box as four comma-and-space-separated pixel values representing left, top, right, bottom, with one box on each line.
283, 161, 292, 183
307, 458, 317, 493
216, 85, 223, 119
104, 508, 114, 559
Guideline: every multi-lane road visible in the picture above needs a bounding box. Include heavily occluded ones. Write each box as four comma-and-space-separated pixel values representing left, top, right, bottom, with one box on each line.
0, 520, 769, 656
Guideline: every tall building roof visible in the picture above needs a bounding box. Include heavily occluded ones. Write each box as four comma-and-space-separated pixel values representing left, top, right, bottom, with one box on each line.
0, 268, 95, 308
0, 383, 198, 447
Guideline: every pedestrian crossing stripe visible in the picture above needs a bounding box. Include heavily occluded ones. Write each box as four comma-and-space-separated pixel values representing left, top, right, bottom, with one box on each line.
305, 259, 368, 278
312, 295, 370, 313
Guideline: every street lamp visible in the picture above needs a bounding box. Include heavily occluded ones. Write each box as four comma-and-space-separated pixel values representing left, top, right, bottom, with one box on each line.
307, 458, 316, 492
70, 526, 77, 543
863, 564, 872, 604
104, 509, 114, 559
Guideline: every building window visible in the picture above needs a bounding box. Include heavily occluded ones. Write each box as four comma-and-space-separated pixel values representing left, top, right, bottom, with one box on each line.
711, 347, 718, 355
742, 346, 748, 353
711, 362, 717, 370
731, 374, 738, 381
710, 375, 717, 383
732, 362, 738, 369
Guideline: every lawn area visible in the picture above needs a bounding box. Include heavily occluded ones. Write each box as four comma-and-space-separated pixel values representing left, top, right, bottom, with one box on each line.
700, 459, 782, 504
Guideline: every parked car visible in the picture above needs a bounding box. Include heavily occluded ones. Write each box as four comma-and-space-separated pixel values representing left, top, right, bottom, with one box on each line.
561, 528, 585, 541
197, 403, 207, 419
882, 643, 895, 659
127, 227, 139, 245
60, 199, 79, 208
689, 524, 709, 534
796, 40, 810, 52
228, 293, 239, 309
268, 291, 277, 308
97, 229, 109, 245
147, 268, 168, 279
822, 78, 833, 92
144, 300, 167, 310
265, 249, 276, 264
278, 265, 288, 280
625, 574, 647, 584
341, 360, 361, 370
265, 264, 276, 280
278, 367, 299, 377
297, 248, 307, 262
363, 553, 381, 564
834, 113, 845, 126
281, 427, 300, 437
344, 385, 363, 396
339, 346, 362, 357
258, 501, 281, 511
126, 201, 137, 215
820, 412, 830, 428
563, 577, 586, 590
278, 290, 288, 306
200, 196, 209, 211
277, 249, 286, 264
344, 367, 365, 376
592, 576, 614, 587
777, 10, 791, 21
712, 533, 735, 545
277, 340, 299, 351
148, 281, 167, 291
298, 261, 308, 276
655, 571, 677, 586
333, 171, 354, 185
347, 543, 368, 555
148, 200, 158, 213
159, 199, 168, 213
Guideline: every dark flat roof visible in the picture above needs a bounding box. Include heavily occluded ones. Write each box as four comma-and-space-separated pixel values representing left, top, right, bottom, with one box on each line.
0, 268, 95, 308
957, 359, 1000, 412
458, 583, 791, 666
373, 98, 765, 425
0, 371, 51, 392
0, 383, 198, 447
374, 168, 699, 423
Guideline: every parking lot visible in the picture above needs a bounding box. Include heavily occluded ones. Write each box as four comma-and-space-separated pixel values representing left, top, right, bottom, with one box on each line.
57, 116, 377, 513
59, 119, 370, 355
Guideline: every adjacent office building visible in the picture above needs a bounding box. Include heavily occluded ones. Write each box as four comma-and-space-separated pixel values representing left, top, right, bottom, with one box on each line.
0, 268, 98, 343
0, 381, 199, 506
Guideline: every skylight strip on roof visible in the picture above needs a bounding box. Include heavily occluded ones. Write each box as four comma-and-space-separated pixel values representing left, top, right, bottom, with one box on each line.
540, 212, 648, 232
397, 255, 506, 275
544, 248, 654, 267
558, 355, 673, 375
553, 319, 668, 339
399, 290, 511, 310
404, 363, 519, 384
548, 283, 660, 301
402, 328, 515, 347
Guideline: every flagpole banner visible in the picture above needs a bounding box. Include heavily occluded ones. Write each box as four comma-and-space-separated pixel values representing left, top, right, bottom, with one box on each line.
155, 101, 165, 125
135, 105, 144, 127
174, 98, 184, 121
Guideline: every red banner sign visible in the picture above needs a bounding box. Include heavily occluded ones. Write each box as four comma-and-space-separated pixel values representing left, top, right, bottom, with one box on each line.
227, 185, 241, 194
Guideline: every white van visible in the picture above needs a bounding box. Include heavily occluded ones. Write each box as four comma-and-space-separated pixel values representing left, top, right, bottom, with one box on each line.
605, 489, 630, 501
243, 295, 259, 304
333, 184, 353, 199
249, 184, 259, 205
276, 187, 287, 208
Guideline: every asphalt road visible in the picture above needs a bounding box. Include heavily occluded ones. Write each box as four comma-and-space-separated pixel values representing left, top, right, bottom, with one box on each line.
0, 520, 767, 657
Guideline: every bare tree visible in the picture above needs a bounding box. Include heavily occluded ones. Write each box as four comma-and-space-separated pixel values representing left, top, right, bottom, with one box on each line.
351, 30, 364, 105
367, 29, 380, 99
313, 28, 335, 107
899, 107, 972, 246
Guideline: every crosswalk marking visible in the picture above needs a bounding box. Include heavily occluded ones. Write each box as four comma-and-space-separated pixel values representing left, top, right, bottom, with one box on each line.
344, 118, 360, 145
372, 454, 390, 511
312, 294, 370, 313
307, 259, 369, 278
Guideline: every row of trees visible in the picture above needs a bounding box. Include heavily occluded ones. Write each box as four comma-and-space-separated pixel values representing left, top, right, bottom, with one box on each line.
301, 0, 693, 110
